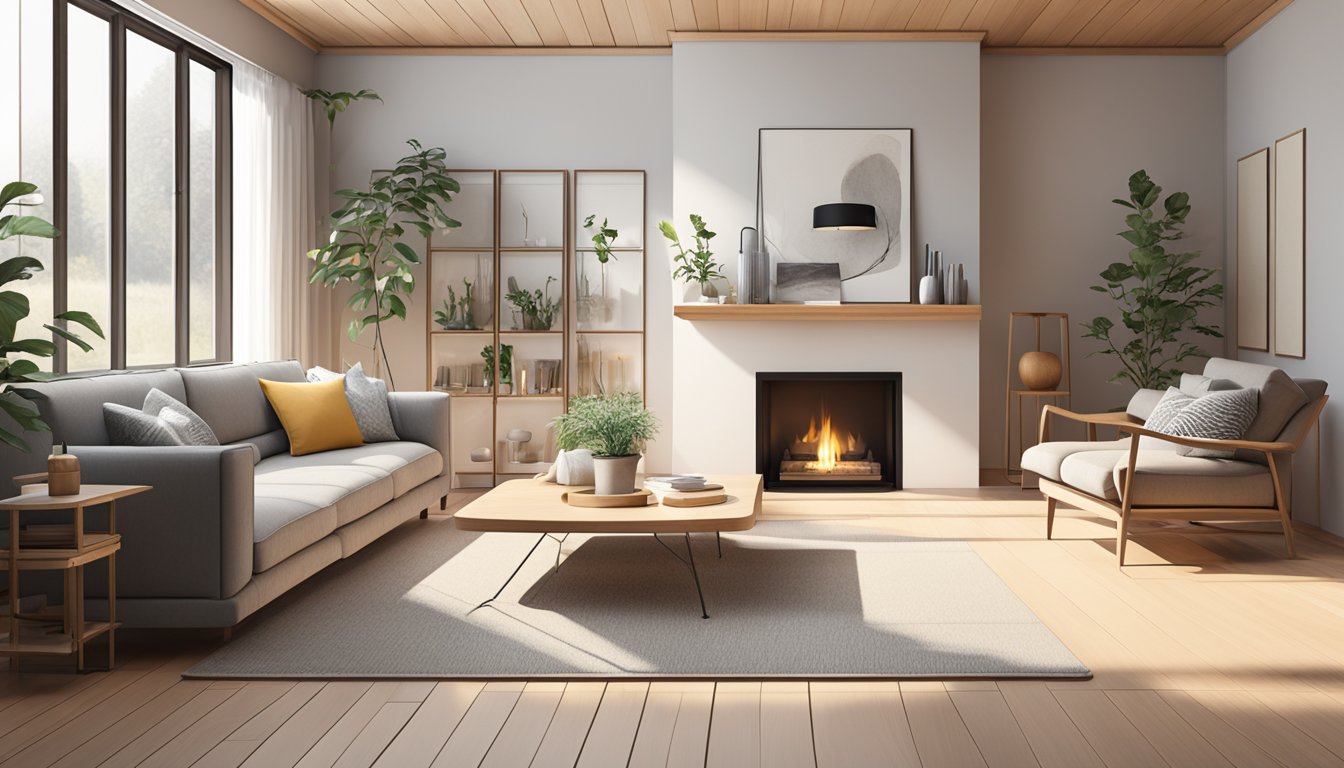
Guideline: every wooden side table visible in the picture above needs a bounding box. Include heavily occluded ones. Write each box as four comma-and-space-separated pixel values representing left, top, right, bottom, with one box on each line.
1, 484, 151, 672
1004, 312, 1072, 484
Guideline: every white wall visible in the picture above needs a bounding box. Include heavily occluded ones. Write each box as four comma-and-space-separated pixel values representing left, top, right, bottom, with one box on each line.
671, 42, 982, 487
1227, 0, 1344, 534
316, 53, 676, 468
980, 55, 1227, 467
138, 0, 316, 85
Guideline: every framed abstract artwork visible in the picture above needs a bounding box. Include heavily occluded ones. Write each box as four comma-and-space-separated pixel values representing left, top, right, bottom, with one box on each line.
1273, 128, 1306, 359
1236, 147, 1270, 352
757, 128, 913, 303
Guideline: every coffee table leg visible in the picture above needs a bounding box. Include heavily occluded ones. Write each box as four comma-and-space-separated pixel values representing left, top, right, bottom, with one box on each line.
716, 532, 722, 559
685, 534, 709, 620
473, 534, 549, 612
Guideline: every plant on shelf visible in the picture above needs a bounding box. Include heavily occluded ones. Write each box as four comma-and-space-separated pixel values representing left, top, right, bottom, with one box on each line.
505, 275, 561, 331
481, 343, 513, 393
661, 214, 725, 302
309, 140, 459, 390
583, 215, 619, 264
552, 392, 658, 494
433, 278, 477, 331
1081, 170, 1223, 391
1, 181, 105, 453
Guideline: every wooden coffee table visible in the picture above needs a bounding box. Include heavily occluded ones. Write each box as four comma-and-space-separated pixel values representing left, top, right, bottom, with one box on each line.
454, 475, 762, 618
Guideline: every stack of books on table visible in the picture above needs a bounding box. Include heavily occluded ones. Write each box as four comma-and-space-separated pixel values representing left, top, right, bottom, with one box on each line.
645, 475, 721, 504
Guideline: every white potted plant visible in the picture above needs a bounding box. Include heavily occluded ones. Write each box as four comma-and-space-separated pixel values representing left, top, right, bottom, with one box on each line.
661, 214, 725, 302
551, 392, 658, 495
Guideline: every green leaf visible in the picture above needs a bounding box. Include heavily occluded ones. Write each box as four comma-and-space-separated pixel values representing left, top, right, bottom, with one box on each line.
0, 256, 44, 287
0, 338, 55, 357
0, 215, 59, 241
0, 181, 38, 209
0, 290, 32, 343
44, 324, 93, 353
53, 310, 105, 339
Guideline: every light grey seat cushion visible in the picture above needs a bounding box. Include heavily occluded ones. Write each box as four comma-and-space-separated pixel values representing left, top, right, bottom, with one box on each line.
1056, 450, 1275, 507
1021, 439, 1131, 483
253, 497, 338, 573
275, 442, 443, 498
254, 452, 395, 528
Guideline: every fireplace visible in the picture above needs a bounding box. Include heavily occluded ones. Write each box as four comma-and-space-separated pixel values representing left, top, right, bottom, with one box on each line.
756, 372, 902, 491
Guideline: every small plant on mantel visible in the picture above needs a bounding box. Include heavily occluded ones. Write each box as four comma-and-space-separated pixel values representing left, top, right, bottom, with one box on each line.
1081, 170, 1223, 391
661, 214, 725, 302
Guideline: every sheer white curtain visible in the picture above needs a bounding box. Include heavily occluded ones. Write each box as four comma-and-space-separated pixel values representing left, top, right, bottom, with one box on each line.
231, 62, 328, 366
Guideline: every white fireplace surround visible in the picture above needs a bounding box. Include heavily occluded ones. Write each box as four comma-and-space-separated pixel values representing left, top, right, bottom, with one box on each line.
671, 318, 981, 488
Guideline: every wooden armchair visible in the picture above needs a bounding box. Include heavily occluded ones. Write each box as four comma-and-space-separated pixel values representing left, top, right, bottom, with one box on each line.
1022, 359, 1328, 566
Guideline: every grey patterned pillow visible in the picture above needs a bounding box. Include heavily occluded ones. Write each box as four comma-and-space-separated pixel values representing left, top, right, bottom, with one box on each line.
345, 362, 398, 442
1147, 387, 1259, 459
103, 403, 186, 446
145, 389, 219, 446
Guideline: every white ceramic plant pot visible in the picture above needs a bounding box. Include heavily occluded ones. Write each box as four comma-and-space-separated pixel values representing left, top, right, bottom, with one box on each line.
592, 454, 641, 495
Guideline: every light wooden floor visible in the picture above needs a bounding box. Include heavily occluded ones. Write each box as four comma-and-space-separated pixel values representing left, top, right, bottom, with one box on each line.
5, 483, 1344, 767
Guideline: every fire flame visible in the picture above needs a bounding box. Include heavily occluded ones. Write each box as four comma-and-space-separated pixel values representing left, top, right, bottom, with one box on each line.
795, 407, 862, 473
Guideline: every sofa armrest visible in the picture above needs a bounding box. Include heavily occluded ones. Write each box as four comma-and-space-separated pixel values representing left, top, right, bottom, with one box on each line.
1114, 425, 1295, 456
387, 391, 450, 478
1038, 405, 1139, 443
69, 445, 255, 600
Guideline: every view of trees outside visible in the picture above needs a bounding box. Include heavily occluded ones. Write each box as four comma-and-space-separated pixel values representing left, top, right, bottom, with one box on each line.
125, 30, 176, 367
5, 1, 221, 371
189, 60, 216, 362
66, 4, 112, 371
2, 0, 55, 370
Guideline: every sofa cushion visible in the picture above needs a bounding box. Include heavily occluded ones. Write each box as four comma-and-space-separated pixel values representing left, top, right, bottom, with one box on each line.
1179, 373, 1240, 397
252, 496, 338, 573
1115, 452, 1276, 508
102, 403, 185, 446
1056, 449, 1276, 508
1145, 387, 1259, 459
1202, 358, 1309, 443
1021, 439, 1130, 483
179, 361, 306, 444
267, 442, 443, 499
226, 428, 290, 465
16, 369, 187, 447
259, 378, 364, 456
1126, 389, 1166, 422
255, 450, 396, 527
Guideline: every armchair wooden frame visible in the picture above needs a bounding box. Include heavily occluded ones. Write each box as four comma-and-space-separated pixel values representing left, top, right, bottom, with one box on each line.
1035, 397, 1328, 566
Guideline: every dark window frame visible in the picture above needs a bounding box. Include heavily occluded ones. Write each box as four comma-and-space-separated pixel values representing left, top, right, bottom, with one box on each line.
48, 0, 232, 372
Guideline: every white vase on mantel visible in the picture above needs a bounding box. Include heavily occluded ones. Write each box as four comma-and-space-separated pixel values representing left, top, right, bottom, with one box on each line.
698, 281, 720, 303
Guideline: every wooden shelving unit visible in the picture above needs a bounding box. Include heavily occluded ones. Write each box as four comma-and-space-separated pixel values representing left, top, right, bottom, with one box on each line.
427, 170, 570, 488
672, 303, 982, 322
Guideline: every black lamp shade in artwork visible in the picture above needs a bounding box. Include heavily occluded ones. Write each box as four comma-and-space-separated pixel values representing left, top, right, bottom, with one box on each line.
812, 202, 877, 231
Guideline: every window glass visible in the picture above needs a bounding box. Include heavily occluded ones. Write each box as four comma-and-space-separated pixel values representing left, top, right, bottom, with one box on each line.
188, 60, 215, 362
124, 30, 176, 367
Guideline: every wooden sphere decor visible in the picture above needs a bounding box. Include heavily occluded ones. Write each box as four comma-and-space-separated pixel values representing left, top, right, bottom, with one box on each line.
1018, 351, 1063, 391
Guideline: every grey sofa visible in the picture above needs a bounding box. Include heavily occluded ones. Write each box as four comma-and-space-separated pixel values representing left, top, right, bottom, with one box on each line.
0, 360, 451, 628
1022, 358, 1327, 565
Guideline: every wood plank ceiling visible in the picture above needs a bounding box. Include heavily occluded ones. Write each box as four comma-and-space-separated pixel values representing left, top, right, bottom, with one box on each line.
238, 0, 1293, 51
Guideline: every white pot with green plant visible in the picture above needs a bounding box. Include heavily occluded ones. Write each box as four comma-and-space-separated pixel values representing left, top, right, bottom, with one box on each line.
661, 214, 725, 302
551, 392, 659, 495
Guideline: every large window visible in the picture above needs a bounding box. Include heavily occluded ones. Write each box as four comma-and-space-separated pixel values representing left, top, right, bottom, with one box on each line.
6, 0, 231, 372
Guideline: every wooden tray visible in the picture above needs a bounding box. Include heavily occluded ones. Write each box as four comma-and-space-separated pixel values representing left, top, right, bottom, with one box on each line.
661, 492, 729, 508
561, 489, 654, 508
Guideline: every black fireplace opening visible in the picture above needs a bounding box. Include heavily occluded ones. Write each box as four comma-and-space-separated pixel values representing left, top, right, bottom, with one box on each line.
756, 372, 902, 491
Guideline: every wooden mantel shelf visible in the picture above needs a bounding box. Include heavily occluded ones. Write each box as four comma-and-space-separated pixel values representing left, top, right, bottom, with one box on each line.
673, 303, 982, 321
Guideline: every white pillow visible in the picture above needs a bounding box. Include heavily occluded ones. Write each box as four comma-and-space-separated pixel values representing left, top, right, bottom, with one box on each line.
1145, 386, 1258, 459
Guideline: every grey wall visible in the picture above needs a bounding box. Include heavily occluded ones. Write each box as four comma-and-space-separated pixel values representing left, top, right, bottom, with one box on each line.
1227, 0, 1344, 534
138, 0, 316, 85
980, 55, 1227, 468
315, 53, 675, 468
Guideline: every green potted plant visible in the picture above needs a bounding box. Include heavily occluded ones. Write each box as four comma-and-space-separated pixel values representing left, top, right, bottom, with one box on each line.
482, 343, 513, 394
661, 214, 725, 302
308, 140, 459, 390
552, 392, 658, 495
1081, 170, 1224, 390
0, 181, 104, 452
504, 276, 561, 331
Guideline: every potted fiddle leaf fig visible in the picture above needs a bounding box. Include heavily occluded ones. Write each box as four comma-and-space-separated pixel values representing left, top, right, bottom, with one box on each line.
552, 392, 658, 495
308, 140, 459, 390
661, 214, 725, 302
1, 181, 105, 452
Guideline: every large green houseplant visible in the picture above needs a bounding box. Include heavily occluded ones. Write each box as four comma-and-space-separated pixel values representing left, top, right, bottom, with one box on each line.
308, 140, 459, 390
552, 392, 658, 495
1, 181, 104, 452
1082, 170, 1223, 391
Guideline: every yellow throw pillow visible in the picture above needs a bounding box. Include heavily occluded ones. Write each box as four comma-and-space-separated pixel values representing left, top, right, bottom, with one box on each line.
258, 378, 364, 456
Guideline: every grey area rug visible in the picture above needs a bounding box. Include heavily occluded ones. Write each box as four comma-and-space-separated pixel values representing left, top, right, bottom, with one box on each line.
186, 518, 1089, 679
